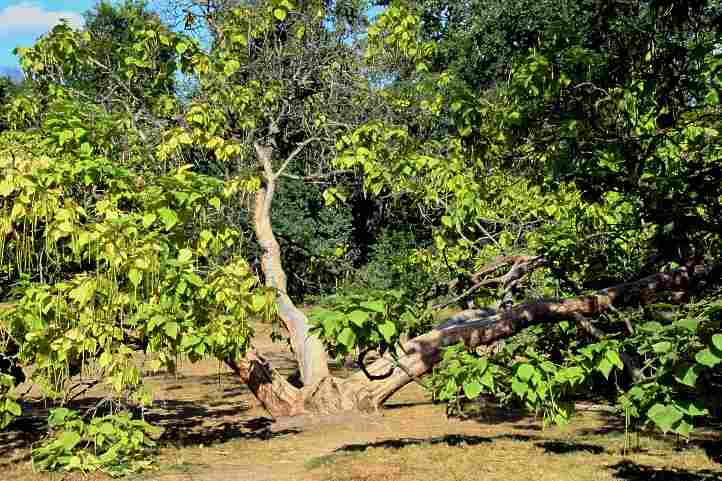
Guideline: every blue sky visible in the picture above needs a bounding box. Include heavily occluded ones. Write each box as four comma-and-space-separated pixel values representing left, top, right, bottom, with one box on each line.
0, 1, 385, 75
0, 1, 93, 69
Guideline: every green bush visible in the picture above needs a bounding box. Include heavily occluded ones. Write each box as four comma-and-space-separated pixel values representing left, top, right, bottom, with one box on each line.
32, 408, 161, 477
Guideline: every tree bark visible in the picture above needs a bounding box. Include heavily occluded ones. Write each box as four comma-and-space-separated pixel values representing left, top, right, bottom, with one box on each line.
252, 143, 330, 387
226, 351, 305, 416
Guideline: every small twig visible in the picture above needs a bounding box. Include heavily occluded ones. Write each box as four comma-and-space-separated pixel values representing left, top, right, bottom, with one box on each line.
280, 169, 354, 182
474, 221, 504, 251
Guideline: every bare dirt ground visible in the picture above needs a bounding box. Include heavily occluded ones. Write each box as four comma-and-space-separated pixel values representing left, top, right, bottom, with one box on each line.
1, 324, 721, 481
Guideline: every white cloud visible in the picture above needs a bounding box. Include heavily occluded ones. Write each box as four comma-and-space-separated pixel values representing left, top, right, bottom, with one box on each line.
0, 2, 84, 37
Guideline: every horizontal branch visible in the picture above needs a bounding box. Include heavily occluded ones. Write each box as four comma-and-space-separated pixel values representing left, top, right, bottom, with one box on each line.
346, 264, 721, 407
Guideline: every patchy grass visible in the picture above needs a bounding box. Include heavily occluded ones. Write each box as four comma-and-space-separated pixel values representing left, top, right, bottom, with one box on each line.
303, 419, 721, 481
2, 325, 720, 481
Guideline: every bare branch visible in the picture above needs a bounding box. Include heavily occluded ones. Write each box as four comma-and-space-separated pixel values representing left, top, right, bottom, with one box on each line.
434, 256, 545, 310
273, 137, 320, 179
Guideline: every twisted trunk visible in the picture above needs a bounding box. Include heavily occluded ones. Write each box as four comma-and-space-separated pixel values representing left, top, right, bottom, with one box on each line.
252, 143, 330, 388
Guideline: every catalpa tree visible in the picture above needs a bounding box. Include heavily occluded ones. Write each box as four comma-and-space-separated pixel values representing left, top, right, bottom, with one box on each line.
0, 0, 720, 475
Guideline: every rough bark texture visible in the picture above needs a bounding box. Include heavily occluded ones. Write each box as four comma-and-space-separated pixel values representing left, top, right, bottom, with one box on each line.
226, 351, 305, 416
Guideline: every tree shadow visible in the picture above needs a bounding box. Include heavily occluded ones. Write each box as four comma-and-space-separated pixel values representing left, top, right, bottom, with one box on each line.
497, 433, 540, 442
536, 440, 606, 455
143, 399, 301, 446
610, 460, 722, 481
146, 398, 251, 425
570, 407, 629, 437
512, 423, 543, 431
383, 400, 436, 410
0, 415, 46, 461
333, 432, 540, 454
456, 404, 529, 424
335, 433, 493, 453
160, 417, 300, 447
2, 394, 298, 457
698, 439, 722, 465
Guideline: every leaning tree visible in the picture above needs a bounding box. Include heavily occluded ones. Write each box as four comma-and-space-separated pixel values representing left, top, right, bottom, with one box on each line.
0, 0, 721, 474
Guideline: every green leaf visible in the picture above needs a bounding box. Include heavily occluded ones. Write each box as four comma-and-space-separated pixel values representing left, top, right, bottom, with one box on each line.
6, 400, 21, 417
511, 379, 527, 397
705, 88, 720, 106
677, 400, 708, 417
157, 208, 179, 230
251, 294, 266, 313
99, 422, 115, 436
177, 248, 193, 263
128, 268, 142, 287
273, 8, 287, 21
378, 321, 396, 343
516, 363, 534, 382
712, 334, 722, 353
175, 42, 189, 54
164, 322, 179, 340
99, 350, 112, 368
605, 350, 624, 370
471, 358, 488, 375
58, 431, 82, 450
462, 381, 482, 400
338, 327, 356, 348
652, 341, 672, 354
673, 419, 693, 438
597, 358, 613, 379
142, 212, 156, 228
695, 349, 722, 368
360, 300, 385, 313
674, 364, 700, 387
479, 370, 495, 389
224, 59, 240, 76
348, 310, 369, 327
675, 318, 699, 332
647, 403, 683, 433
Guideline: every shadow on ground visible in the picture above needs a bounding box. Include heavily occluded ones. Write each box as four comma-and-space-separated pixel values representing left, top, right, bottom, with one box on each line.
144, 398, 301, 447
0, 392, 289, 462
335, 434, 491, 452
698, 440, 722, 464
160, 416, 301, 447
0, 415, 46, 461
610, 460, 722, 481
536, 440, 606, 455
334, 432, 540, 454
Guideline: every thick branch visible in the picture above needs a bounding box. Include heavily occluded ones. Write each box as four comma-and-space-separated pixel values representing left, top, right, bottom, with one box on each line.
343, 264, 718, 408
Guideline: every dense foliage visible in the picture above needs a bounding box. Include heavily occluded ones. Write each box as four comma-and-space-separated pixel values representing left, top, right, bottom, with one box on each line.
0, 0, 720, 475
